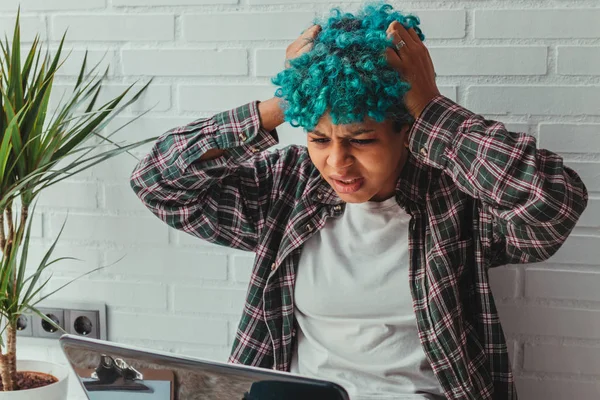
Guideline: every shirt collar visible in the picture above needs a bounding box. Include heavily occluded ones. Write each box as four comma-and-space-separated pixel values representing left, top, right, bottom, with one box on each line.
309, 152, 434, 206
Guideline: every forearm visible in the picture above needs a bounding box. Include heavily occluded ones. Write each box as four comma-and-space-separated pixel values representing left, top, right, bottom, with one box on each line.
409, 95, 588, 225
258, 96, 285, 132
200, 97, 284, 162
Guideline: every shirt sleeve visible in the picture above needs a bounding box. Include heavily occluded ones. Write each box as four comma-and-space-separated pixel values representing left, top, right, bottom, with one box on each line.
409, 95, 589, 265
130, 101, 291, 252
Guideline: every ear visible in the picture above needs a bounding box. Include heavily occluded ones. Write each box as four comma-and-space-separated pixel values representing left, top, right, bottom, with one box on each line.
403, 123, 413, 148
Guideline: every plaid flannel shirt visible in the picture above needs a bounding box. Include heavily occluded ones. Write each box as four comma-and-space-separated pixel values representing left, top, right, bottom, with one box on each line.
130, 95, 588, 400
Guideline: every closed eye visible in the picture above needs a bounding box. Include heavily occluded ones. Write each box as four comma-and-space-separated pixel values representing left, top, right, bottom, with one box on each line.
309, 138, 376, 145
351, 139, 376, 145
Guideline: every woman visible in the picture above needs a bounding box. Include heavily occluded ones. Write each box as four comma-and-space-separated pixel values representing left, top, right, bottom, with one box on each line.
130, 3, 588, 399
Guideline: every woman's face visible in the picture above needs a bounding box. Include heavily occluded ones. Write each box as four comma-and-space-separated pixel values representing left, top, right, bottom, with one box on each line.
307, 113, 411, 203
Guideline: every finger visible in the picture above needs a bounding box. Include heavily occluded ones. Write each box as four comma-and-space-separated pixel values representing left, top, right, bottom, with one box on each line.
385, 47, 404, 73
302, 24, 321, 39
387, 21, 417, 48
290, 25, 320, 53
387, 31, 408, 60
296, 39, 314, 56
407, 27, 422, 45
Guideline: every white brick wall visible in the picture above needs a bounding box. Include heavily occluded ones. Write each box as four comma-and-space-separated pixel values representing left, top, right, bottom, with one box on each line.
2, 1, 599, 399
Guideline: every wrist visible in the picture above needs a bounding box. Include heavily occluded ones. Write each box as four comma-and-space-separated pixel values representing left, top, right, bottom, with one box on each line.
413, 91, 441, 119
258, 97, 285, 132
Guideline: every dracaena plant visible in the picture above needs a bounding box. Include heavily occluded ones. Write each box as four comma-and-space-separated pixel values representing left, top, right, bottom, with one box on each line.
0, 12, 156, 390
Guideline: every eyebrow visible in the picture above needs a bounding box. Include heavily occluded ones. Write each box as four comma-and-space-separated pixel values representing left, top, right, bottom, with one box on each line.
311, 128, 375, 138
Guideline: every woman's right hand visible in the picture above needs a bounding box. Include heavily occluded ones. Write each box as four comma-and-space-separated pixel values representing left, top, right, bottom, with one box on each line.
285, 24, 321, 68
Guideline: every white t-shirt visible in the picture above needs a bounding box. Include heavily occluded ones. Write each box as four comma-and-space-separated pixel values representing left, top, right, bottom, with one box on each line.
291, 196, 444, 400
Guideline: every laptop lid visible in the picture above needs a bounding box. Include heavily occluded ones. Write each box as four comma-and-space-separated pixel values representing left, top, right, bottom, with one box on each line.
59, 334, 350, 400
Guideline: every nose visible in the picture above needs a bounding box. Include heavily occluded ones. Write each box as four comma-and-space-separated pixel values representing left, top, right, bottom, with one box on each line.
326, 140, 353, 170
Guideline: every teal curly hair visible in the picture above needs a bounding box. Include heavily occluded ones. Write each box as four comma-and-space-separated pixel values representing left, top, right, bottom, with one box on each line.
272, 2, 425, 132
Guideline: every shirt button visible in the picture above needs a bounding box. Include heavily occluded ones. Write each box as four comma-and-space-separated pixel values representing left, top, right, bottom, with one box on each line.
317, 193, 323, 200
333, 205, 342, 211
239, 133, 247, 141
271, 263, 277, 271
305, 224, 313, 232
420, 147, 428, 156
292, 329, 297, 337
250, 146, 258, 153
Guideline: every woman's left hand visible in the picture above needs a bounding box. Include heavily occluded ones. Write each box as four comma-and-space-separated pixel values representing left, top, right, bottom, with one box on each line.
385, 21, 440, 119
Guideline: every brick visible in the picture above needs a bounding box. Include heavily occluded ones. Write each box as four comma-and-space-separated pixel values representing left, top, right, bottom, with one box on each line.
49, 151, 93, 179
475, 9, 600, 39
416, 10, 465, 39
567, 162, 600, 193
115, 0, 235, 4
558, 46, 600, 76
97, 84, 171, 113
109, 313, 228, 345
49, 84, 171, 113
43, 278, 168, 309
430, 47, 547, 76
255, 49, 285, 77
0, 16, 46, 41
103, 184, 147, 211
438, 86, 457, 102
37, 181, 97, 209
524, 343, 600, 374
173, 286, 246, 314
516, 378, 600, 400
18, 212, 43, 239
183, 12, 314, 42
0, 0, 105, 10
55, 49, 118, 77
105, 248, 227, 281
525, 268, 600, 302
231, 255, 254, 284
26, 245, 101, 274
578, 198, 600, 228
47, 213, 169, 245
107, 116, 190, 154
502, 123, 529, 134
466, 86, 600, 116
179, 84, 275, 112
52, 14, 174, 42
497, 304, 600, 339
539, 123, 600, 154
122, 49, 247, 76
92, 152, 144, 181
550, 236, 600, 265
488, 267, 518, 299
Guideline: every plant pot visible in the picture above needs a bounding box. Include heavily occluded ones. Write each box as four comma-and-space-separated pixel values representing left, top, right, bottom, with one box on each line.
0, 360, 69, 399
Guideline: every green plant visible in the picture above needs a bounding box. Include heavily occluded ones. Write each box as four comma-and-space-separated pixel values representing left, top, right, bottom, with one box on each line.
0, 12, 156, 390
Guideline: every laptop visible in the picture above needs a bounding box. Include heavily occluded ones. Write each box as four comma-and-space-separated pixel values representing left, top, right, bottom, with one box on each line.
60, 334, 350, 400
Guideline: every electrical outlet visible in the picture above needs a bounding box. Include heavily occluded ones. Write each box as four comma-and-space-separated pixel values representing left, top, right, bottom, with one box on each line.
67, 302, 106, 340
29, 302, 107, 340
32, 308, 65, 339
15, 314, 33, 337
65, 309, 100, 339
